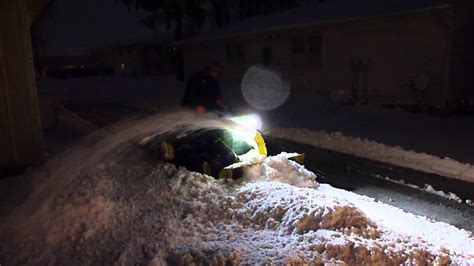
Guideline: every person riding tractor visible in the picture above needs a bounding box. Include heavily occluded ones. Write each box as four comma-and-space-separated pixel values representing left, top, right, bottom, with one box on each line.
181, 62, 223, 113
141, 63, 301, 178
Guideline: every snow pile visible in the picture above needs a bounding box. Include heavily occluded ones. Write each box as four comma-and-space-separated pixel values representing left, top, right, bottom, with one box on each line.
270, 128, 474, 183
241, 152, 317, 188
3, 153, 472, 265
1, 120, 473, 264
424, 184, 463, 203
168, 156, 474, 265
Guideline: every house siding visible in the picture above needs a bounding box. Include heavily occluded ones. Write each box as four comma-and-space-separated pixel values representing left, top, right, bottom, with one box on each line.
182, 8, 459, 108
105, 44, 177, 77
450, 0, 474, 104
323, 10, 453, 106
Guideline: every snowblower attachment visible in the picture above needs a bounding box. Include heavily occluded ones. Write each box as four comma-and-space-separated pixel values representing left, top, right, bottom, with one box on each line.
141, 114, 304, 179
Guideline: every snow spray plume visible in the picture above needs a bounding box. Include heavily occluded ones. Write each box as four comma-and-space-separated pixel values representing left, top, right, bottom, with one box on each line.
5, 110, 250, 229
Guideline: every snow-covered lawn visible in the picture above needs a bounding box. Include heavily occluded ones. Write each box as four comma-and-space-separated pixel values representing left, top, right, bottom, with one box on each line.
265, 89, 474, 167
1, 112, 472, 265
269, 128, 474, 184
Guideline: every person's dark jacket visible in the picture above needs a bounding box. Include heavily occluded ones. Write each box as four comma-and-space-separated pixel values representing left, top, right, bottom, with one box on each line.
181, 72, 222, 111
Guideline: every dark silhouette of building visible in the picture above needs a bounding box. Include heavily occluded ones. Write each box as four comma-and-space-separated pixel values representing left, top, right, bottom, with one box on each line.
180, 0, 473, 109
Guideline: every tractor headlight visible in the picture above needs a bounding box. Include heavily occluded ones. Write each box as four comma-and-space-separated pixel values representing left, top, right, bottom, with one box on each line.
229, 114, 262, 131
229, 128, 255, 146
228, 114, 267, 156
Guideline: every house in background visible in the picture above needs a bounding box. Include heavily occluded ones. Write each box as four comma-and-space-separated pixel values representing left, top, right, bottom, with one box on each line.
38, 52, 112, 78
105, 41, 177, 77
179, 0, 473, 110
37, 40, 178, 78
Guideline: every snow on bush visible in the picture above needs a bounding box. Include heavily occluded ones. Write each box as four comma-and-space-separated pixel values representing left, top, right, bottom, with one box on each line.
270, 127, 474, 183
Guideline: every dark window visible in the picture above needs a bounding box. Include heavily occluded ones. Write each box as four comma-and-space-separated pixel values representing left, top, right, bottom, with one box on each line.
262, 47, 272, 66
308, 35, 322, 54
226, 44, 234, 60
292, 38, 305, 54
236, 43, 244, 59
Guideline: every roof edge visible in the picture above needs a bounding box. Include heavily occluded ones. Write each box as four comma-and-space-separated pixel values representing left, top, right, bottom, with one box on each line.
176, 3, 453, 45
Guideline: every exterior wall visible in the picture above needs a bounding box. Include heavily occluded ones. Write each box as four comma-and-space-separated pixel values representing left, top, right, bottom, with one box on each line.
450, 0, 474, 105
183, 29, 324, 92
323, 10, 453, 107
112, 46, 146, 76
156, 46, 178, 75
183, 42, 223, 79
182, 8, 454, 108
0, 0, 43, 169
108, 44, 177, 77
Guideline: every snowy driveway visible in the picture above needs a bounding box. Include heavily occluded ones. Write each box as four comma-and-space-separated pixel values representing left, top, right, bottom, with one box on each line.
267, 137, 474, 232
56, 99, 474, 232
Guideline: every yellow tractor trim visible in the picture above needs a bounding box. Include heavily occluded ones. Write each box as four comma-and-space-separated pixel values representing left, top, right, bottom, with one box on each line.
254, 132, 267, 156
161, 141, 175, 160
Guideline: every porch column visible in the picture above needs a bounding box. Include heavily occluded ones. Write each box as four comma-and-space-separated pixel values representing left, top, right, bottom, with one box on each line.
0, 0, 43, 170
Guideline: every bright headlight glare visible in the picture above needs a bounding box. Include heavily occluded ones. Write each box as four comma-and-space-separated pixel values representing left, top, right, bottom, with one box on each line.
230, 129, 255, 146
230, 114, 262, 130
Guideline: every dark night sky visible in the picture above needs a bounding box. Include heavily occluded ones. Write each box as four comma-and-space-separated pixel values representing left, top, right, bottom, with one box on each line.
36, 0, 162, 56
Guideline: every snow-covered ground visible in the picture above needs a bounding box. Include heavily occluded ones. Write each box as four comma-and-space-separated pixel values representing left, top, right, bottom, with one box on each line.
39, 76, 474, 185
269, 128, 474, 184
1, 112, 473, 265
373, 173, 470, 205
37, 76, 185, 110
265, 88, 474, 166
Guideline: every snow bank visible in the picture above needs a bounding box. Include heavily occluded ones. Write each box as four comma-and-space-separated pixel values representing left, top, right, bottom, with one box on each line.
376, 174, 472, 205
3, 153, 472, 265
270, 128, 474, 183
241, 152, 318, 188
168, 155, 474, 265
221, 182, 474, 264
1, 115, 473, 265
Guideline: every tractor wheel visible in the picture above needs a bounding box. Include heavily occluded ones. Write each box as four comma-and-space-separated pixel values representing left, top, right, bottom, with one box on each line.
202, 161, 212, 176
160, 141, 175, 160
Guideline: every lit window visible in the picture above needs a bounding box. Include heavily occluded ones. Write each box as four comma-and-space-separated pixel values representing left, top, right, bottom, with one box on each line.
121, 64, 126, 70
